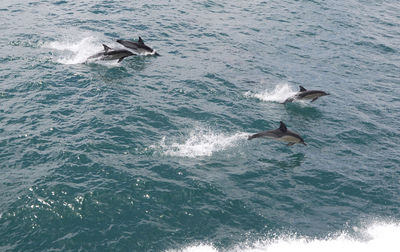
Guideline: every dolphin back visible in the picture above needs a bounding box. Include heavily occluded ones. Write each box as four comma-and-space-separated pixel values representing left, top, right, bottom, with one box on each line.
117, 38, 159, 55
116, 40, 139, 50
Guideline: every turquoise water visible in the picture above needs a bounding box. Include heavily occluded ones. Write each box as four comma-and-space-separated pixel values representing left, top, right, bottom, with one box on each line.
1, 0, 400, 251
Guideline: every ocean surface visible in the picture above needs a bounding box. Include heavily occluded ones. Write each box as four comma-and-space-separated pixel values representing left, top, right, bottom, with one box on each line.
1, 0, 400, 251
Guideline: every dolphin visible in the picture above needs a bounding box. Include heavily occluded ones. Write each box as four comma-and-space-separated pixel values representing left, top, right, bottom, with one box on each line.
283, 86, 329, 104
86, 44, 135, 63
116, 37, 159, 56
248, 121, 306, 146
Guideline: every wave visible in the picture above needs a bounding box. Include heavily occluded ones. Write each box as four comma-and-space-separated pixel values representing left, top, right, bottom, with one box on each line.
245, 83, 297, 103
153, 127, 249, 158
43, 36, 116, 65
167, 222, 400, 252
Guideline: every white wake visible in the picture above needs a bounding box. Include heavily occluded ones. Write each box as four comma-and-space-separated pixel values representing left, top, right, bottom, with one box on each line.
43, 36, 117, 65
167, 222, 400, 252
245, 83, 297, 103
154, 127, 249, 158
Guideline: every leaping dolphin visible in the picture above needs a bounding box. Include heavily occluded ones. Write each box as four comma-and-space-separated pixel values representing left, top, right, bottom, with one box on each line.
86, 44, 135, 63
248, 121, 306, 146
283, 86, 329, 104
116, 37, 159, 56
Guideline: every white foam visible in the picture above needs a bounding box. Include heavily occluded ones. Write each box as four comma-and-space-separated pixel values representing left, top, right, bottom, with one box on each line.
245, 84, 297, 103
168, 222, 400, 252
43, 37, 107, 64
166, 244, 218, 252
154, 128, 249, 158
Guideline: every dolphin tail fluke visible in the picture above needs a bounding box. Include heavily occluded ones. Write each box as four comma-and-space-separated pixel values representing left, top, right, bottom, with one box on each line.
282, 97, 294, 104
248, 132, 265, 140
248, 133, 262, 140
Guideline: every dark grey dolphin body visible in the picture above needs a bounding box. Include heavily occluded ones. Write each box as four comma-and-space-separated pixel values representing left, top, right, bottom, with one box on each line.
116, 37, 159, 56
283, 86, 329, 104
248, 121, 306, 146
86, 44, 135, 63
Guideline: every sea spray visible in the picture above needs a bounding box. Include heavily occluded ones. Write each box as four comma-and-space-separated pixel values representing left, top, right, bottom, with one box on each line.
167, 222, 400, 252
245, 83, 297, 103
44, 37, 115, 65
154, 127, 249, 158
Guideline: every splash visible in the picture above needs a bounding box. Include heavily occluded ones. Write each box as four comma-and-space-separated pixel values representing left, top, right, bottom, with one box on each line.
154, 128, 249, 158
167, 222, 400, 252
167, 244, 218, 252
43, 37, 108, 64
245, 84, 297, 103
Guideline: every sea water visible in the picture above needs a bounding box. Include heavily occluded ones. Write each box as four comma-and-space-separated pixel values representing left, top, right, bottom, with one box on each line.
0, 0, 399, 251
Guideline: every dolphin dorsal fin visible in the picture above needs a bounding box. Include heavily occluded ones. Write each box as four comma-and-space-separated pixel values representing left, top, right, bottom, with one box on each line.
138, 37, 144, 44
279, 121, 287, 132
299, 86, 307, 92
103, 44, 111, 52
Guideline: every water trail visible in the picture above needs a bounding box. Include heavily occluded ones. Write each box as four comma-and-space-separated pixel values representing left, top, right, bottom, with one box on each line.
154, 127, 249, 158
245, 83, 297, 103
167, 222, 400, 252
43, 37, 114, 65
